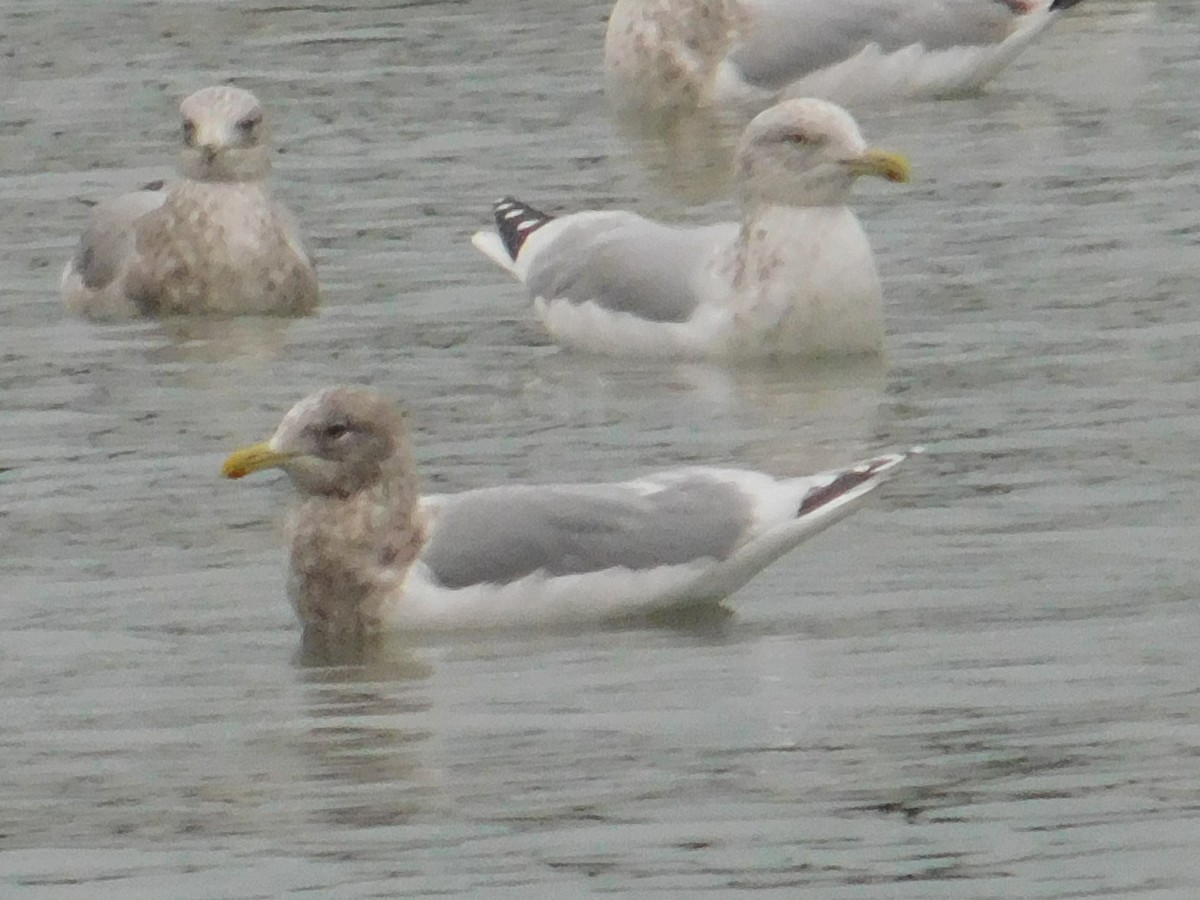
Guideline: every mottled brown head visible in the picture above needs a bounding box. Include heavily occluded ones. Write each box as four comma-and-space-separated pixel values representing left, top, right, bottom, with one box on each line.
178, 85, 272, 183
224, 387, 413, 498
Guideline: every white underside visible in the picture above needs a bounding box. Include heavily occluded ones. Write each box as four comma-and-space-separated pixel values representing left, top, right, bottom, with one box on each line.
365, 455, 905, 631
534, 296, 734, 358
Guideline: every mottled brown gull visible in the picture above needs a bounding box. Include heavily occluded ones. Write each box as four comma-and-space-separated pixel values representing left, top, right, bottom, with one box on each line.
223, 386, 910, 633
472, 98, 909, 359
605, 0, 1086, 115
62, 85, 318, 320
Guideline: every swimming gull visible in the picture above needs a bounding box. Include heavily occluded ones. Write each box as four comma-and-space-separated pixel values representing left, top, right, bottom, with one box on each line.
62, 85, 319, 319
223, 386, 910, 632
604, 0, 1086, 114
472, 98, 908, 358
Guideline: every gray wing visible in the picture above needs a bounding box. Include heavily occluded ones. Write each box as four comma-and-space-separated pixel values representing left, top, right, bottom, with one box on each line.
731, 0, 1027, 90
526, 214, 736, 324
421, 475, 754, 589
68, 182, 167, 290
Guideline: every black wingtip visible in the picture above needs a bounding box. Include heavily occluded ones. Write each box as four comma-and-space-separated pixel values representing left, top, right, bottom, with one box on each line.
1048, 0, 1084, 11
493, 196, 554, 261
797, 456, 896, 517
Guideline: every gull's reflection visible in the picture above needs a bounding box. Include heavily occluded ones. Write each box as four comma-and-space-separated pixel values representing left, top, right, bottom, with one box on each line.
609, 105, 748, 205
148, 315, 298, 365
717, 354, 889, 472
293, 630, 439, 829
296, 627, 434, 679
520, 350, 889, 473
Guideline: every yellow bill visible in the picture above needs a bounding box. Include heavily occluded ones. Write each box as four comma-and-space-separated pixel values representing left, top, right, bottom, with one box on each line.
847, 148, 911, 184
223, 442, 293, 479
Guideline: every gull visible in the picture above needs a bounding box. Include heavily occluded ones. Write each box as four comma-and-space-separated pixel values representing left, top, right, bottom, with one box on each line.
472, 98, 909, 358
223, 386, 910, 632
62, 85, 319, 320
605, 0, 1087, 115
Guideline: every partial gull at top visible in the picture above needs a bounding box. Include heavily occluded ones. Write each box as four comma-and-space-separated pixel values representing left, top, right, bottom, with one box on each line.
223, 386, 912, 633
472, 98, 909, 359
605, 0, 1086, 115
62, 85, 319, 320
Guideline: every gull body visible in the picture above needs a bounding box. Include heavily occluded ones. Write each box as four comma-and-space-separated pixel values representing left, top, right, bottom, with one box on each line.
62, 85, 318, 320
472, 98, 909, 359
224, 387, 910, 633
604, 0, 1087, 115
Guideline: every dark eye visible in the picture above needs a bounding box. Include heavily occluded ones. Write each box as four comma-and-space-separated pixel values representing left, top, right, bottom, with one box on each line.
182, 119, 196, 144
323, 423, 349, 440
236, 114, 261, 136
788, 132, 810, 144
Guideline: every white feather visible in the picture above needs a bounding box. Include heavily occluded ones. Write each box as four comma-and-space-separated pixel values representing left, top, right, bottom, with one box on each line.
606, 0, 1069, 114
472, 99, 898, 359
383, 454, 908, 630
469, 230, 518, 276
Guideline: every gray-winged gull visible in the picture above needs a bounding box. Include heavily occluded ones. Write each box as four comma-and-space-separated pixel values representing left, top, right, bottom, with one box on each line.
472, 98, 909, 358
605, 0, 1086, 113
62, 85, 318, 319
223, 386, 910, 632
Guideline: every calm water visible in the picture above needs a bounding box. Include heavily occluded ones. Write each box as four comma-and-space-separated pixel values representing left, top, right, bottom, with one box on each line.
3, 0, 1199, 896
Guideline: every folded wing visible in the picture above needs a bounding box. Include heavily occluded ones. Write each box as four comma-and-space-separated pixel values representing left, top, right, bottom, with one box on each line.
731, 0, 1048, 90
421, 474, 755, 589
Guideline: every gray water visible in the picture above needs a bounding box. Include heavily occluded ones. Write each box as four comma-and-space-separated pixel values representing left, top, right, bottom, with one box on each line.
3, 0, 1199, 896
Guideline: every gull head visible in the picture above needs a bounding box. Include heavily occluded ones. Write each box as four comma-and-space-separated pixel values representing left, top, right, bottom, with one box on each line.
735, 98, 910, 208
224, 387, 412, 498
178, 85, 273, 183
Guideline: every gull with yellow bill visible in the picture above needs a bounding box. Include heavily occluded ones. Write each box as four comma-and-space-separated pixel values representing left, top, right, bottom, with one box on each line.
224, 387, 912, 633
472, 98, 910, 358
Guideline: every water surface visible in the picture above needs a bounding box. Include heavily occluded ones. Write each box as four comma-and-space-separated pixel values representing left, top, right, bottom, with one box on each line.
3, 1, 1199, 896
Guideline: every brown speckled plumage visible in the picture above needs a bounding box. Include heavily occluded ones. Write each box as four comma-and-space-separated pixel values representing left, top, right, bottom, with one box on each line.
267, 389, 425, 631
605, 0, 749, 111
62, 85, 318, 319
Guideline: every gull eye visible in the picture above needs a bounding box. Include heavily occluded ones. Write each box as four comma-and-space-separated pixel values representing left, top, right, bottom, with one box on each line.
322, 422, 350, 441
787, 132, 811, 145
182, 119, 196, 145
235, 113, 262, 138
